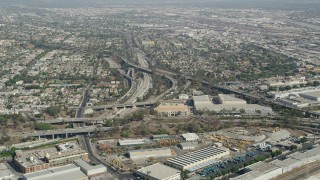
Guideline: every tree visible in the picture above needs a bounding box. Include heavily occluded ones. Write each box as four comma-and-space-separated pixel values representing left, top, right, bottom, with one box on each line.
45, 106, 61, 117
300, 137, 308, 143
103, 120, 113, 127
34, 123, 54, 130
290, 145, 298, 150
239, 108, 246, 114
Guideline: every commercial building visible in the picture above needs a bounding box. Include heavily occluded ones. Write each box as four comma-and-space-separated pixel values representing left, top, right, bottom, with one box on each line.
22, 164, 88, 180
74, 159, 107, 179
166, 146, 230, 171
13, 142, 88, 173
154, 102, 191, 117
230, 161, 282, 180
136, 163, 181, 180
128, 148, 173, 159
181, 133, 199, 141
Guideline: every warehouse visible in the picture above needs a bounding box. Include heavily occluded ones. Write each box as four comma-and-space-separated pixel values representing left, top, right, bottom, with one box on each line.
179, 142, 198, 150
118, 139, 147, 146
152, 134, 170, 140
230, 161, 282, 180
128, 148, 173, 159
136, 163, 181, 180
193, 95, 214, 111
74, 159, 107, 178
181, 133, 199, 141
166, 146, 229, 171
299, 90, 320, 101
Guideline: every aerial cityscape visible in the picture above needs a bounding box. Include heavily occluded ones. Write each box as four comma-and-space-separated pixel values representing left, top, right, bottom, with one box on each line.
0, 0, 320, 179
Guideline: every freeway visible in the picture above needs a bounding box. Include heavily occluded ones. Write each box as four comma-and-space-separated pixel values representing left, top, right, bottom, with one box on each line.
27, 126, 112, 137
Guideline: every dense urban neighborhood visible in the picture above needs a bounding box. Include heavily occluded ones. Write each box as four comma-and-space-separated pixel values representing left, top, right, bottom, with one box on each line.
0, 0, 320, 179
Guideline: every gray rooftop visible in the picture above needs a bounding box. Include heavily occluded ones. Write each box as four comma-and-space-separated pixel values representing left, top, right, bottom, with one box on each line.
137, 163, 180, 180
22, 164, 87, 180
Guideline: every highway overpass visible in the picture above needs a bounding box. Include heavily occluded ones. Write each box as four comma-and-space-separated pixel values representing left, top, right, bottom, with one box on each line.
120, 57, 152, 74
27, 126, 112, 139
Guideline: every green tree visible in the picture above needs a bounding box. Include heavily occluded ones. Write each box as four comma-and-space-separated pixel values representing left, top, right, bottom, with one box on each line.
290, 145, 298, 150
45, 106, 61, 117
34, 122, 54, 130
300, 137, 308, 143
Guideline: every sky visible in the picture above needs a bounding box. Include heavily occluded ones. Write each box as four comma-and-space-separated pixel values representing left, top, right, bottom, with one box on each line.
1, 0, 320, 11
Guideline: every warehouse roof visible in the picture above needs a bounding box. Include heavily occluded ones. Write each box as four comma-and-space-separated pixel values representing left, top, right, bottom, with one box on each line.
137, 163, 180, 180
128, 148, 172, 159
299, 90, 320, 98
218, 94, 247, 104
118, 139, 147, 146
193, 95, 214, 111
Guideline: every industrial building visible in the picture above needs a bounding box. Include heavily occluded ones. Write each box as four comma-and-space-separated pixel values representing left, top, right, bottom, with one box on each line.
136, 163, 181, 180
193, 95, 213, 111
218, 94, 247, 105
118, 139, 148, 146
154, 102, 191, 117
179, 141, 198, 150
193, 94, 272, 115
128, 148, 173, 159
270, 87, 320, 99
13, 142, 88, 173
151, 134, 170, 140
166, 146, 230, 171
230, 161, 282, 180
22, 164, 88, 180
74, 159, 107, 179
181, 133, 199, 141
299, 90, 320, 101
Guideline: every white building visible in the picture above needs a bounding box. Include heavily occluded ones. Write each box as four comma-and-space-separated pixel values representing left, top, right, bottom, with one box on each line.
136, 163, 181, 180
181, 133, 199, 141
